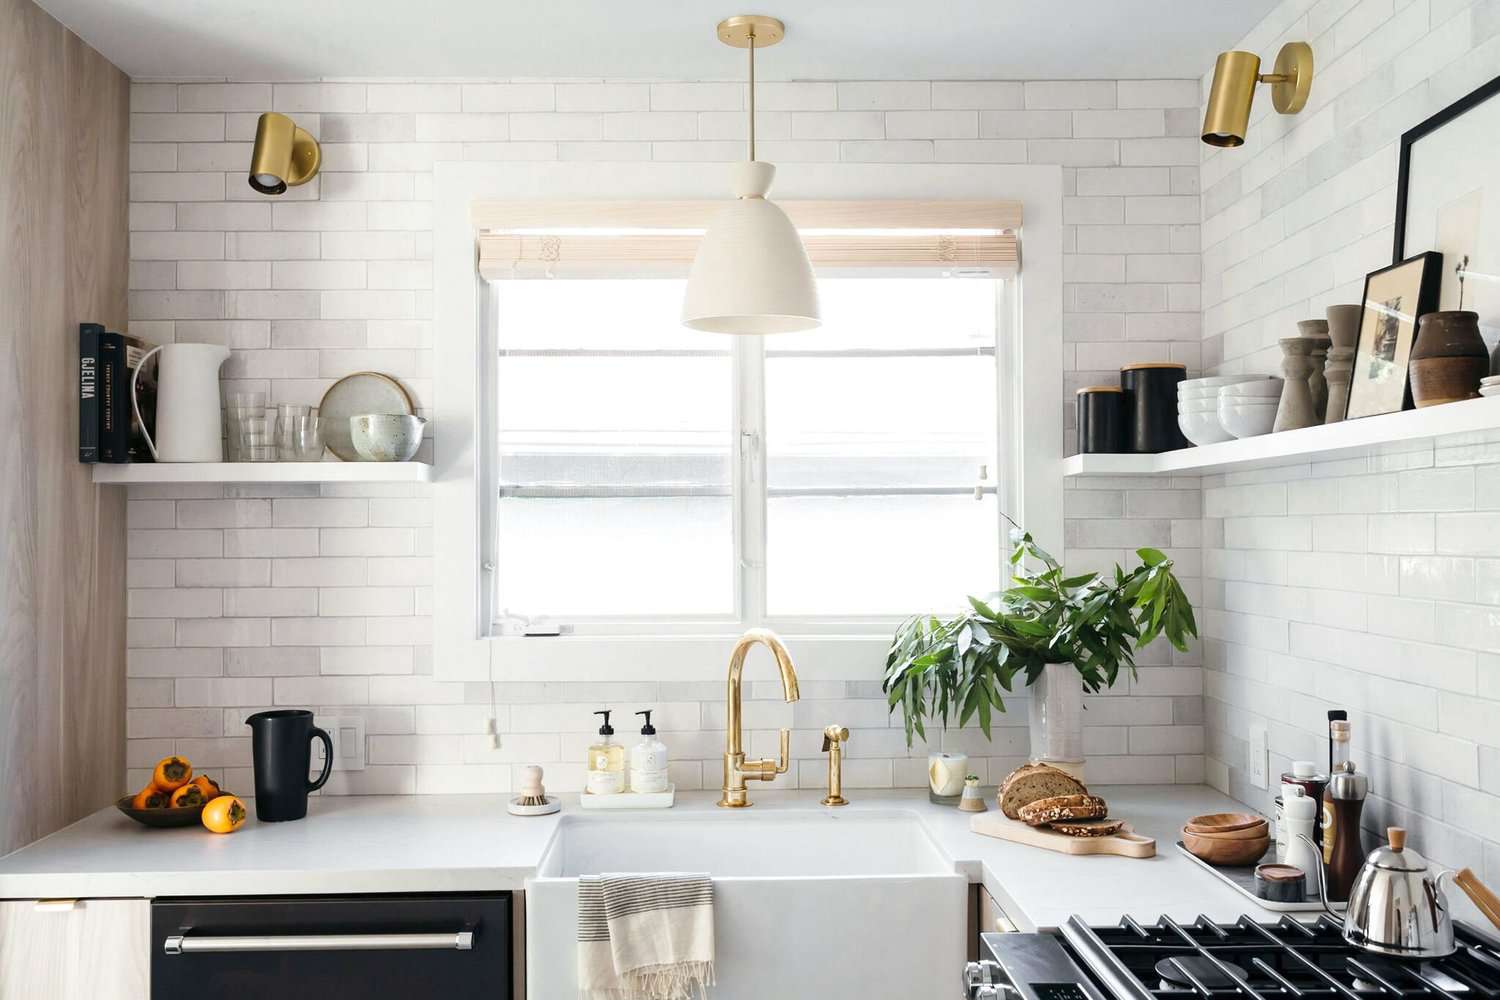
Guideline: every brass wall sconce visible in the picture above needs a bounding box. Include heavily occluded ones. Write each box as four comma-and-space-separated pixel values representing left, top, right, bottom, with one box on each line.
1202, 42, 1314, 147
248, 112, 321, 194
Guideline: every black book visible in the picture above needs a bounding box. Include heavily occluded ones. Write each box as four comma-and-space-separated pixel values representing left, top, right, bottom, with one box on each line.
99, 331, 157, 463
78, 323, 103, 463
99, 331, 125, 463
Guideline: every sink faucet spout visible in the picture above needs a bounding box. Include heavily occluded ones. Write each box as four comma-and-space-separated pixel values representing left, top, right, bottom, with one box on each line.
719, 628, 799, 808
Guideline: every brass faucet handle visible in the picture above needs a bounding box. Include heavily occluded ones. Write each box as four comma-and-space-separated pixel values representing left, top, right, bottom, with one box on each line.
773, 727, 792, 774
821, 725, 849, 751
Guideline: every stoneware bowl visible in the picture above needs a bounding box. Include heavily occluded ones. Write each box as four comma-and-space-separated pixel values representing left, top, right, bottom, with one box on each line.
1219, 378, 1285, 399
1181, 828, 1271, 866
1218, 399, 1279, 438
1179, 410, 1233, 446
1179, 397, 1222, 412
350, 413, 426, 462
115, 794, 207, 828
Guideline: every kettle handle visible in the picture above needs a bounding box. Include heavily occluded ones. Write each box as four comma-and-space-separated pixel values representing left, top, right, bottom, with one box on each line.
130, 345, 162, 461
1454, 868, 1500, 932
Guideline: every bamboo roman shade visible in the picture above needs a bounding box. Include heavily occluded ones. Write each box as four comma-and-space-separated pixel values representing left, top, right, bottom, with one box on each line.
474, 200, 1021, 280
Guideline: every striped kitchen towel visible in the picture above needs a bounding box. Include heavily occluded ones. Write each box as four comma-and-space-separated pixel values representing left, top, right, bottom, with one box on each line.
578, 873, 714, 1000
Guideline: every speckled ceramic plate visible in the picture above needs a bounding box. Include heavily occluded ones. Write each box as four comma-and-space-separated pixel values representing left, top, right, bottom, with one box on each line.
318, 372, 415, 461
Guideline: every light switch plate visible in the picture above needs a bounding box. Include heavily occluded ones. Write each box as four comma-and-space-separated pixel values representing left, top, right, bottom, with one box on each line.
1248, 723, 1268, 789
313, 714, 366, 773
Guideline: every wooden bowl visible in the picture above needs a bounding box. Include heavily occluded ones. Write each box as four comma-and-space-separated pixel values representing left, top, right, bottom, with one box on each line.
1185, 812, 1265, 834
1186, 820, 1269, 841
115, 795, 206, 828
1182, 828, 1270, 866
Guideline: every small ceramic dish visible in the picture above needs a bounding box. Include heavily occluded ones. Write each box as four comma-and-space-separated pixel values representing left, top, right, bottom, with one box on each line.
1179, 397, 1221, 410
351, 413, 426, 462
1254, 863, 1307, 902
1480, 386, 1500, 397
115, 795, 207, 828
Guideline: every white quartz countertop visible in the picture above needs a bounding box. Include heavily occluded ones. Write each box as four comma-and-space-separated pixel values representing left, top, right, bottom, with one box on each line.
0, 784, 1274, 929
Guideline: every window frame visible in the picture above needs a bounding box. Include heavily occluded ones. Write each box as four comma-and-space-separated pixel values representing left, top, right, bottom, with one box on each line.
432, 161, 1063, 684
481, 275, 1013, 639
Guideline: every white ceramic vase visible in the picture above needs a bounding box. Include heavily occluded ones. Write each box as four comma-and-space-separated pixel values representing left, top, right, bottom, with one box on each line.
1028, 663, 1085, 776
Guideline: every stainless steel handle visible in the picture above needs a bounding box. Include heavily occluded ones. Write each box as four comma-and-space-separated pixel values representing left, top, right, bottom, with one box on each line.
163, 931, 474, 955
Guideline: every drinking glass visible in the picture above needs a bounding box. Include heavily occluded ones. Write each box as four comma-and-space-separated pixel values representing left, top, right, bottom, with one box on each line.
284, 414, 326, 462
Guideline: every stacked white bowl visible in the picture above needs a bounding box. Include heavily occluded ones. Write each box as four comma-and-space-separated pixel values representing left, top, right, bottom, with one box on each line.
1480, 375, 1500, 398
1178, 375, 1277, 444
1217, 378, 1285, 438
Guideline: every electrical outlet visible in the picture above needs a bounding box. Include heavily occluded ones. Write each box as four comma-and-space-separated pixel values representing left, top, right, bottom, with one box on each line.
1248, 723, 1269, 790
313, 715, 366, 773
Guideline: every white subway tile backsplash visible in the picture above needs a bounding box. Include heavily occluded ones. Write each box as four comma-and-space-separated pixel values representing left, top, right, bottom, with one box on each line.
126, 75, 1210, 796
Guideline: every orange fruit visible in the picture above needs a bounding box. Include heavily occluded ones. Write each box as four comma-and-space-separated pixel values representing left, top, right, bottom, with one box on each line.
130, 785, 170, 809
190, 775, 222, 799
202, 795, 247, 834
170, 784, 206, 808
152, 756, 192, 791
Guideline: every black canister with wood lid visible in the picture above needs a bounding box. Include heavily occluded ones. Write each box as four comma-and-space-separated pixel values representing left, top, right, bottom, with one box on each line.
1120, 362, 1189, 453
1076, 387, 1125, 454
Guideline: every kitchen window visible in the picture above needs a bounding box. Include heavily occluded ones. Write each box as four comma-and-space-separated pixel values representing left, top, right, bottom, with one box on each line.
477, 204, 1017, 638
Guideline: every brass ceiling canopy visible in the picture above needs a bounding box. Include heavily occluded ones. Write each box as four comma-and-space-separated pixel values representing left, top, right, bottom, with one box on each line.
1202, 41, 1314, 148
715, 14, 785, 49
248, 112, 322, 195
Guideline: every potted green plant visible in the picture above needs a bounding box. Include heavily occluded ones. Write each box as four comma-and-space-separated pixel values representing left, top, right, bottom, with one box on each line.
884, 524, 1198, 775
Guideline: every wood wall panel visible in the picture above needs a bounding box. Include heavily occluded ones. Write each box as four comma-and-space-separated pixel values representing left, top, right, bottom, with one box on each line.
0, 0, 128, 856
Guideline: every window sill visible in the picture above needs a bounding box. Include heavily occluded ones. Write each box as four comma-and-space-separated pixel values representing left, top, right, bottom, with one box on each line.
484, 632, 892, 682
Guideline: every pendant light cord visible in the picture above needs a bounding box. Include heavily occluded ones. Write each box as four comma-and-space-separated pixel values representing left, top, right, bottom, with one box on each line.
747, 28, 756, 161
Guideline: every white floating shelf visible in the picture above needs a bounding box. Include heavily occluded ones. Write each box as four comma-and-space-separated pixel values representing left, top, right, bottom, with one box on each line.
92, 462, 433, 485
1063, 397, 1500, 478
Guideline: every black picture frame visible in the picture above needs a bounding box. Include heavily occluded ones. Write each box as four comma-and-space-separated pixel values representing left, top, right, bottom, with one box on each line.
1345, 252, 1443, 420
1393, 72, 1500, 264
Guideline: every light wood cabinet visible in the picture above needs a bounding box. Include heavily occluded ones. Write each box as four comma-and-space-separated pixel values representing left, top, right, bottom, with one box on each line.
0, 898, 148, 1000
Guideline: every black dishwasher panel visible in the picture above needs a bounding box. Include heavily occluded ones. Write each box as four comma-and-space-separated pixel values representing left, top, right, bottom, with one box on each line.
151, 894, 511, 1000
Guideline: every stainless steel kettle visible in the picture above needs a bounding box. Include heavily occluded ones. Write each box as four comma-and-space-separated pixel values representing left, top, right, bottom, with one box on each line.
1306, 826, 1500, 958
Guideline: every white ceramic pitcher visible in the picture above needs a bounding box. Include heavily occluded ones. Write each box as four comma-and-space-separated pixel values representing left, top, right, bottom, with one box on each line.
131, 343, 231, 462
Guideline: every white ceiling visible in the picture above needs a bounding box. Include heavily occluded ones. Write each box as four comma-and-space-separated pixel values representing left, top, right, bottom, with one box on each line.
35, 1, 1276, 82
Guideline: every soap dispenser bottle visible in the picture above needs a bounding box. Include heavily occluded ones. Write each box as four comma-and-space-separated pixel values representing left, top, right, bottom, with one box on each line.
586, 710, 625, 795
630, 710, 670, 794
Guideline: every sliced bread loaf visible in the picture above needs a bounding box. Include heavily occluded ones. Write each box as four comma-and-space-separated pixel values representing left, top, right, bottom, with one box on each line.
998, 762, 1087, 820
1019, 793, 1109, 827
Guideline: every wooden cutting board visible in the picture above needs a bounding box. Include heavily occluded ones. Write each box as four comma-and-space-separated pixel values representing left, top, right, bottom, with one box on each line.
970, 811, 1156, 858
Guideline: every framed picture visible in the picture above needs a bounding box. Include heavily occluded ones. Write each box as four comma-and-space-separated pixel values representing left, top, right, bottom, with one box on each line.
1393, 73, 1500, 350
1345, 252, 1443, 420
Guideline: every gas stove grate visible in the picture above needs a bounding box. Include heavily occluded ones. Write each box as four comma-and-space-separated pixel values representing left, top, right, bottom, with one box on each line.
1061, 914, 1500, 1000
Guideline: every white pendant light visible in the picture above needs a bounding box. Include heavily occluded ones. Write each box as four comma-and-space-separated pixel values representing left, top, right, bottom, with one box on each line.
682, 15, 820, 335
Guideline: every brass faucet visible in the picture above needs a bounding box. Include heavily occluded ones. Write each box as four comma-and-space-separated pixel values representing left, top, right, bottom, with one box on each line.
820, 725, 849, 806
718, 629, 800, 808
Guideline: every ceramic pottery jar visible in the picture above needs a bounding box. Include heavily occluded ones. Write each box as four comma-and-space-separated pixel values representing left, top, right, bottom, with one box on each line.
1273, 338, 1319, 432
1076, 386, 1125, 454
1298, 319, 1331, 421
1323, 305, 1362, 423
1120, 362, 1188, 453
1410, 310, 1486, 408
